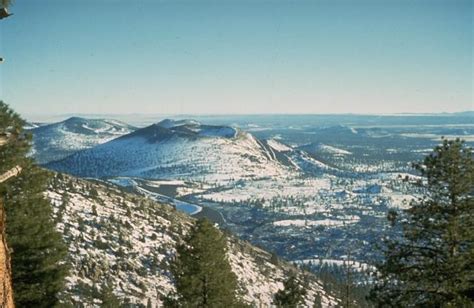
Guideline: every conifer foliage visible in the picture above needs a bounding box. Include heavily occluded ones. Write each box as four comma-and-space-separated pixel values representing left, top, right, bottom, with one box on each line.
0, 102, 68, 307
370, 138, 474, 306
166, 218, 243, 307
273, 274, 307, 308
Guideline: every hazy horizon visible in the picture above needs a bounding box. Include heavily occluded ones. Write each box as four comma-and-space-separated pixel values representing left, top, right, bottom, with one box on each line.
23, 110, 474, 126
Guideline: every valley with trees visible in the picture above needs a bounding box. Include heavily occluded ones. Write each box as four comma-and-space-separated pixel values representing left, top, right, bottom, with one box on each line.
0, 100, 472, 307
1, 0, 472, 307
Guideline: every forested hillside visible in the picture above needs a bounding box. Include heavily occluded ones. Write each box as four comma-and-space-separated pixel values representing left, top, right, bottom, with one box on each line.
47, 173, 341, 307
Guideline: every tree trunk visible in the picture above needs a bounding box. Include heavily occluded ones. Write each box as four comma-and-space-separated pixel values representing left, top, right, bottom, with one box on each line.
0, 164, 21, 307
0, 199, 14, 308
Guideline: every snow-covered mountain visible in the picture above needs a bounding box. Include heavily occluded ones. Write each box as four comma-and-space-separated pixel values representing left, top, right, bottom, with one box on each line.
47, 119, 291, 183
47, 173, 340, 307
30, 117, 136, 164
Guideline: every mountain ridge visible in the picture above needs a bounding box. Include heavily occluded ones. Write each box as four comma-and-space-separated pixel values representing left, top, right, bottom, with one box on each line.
30, 117, 136, 164
46, 120, 292, 183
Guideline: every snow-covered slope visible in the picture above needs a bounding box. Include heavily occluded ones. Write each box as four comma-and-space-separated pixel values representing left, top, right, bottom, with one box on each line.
299, 143, 352, 156
266, 139, 293, 152
30, 117, 136, 164
47, 120, 289, 184
47, 174, 339, 307
24, 121, 41, 130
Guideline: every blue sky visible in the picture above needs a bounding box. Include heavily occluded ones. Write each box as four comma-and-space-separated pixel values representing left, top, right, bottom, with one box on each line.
0, 0, 472, 117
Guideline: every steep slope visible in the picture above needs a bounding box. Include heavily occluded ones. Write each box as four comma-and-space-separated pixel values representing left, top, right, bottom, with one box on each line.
299, 143, 352, 157
30, 117, 136, 164
262, 139, 338, 176
47, 120, 289, 184
47, 173, 340, 307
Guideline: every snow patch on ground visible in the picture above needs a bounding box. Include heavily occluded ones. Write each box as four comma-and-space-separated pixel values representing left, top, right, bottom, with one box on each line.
267, 139, 292, 152
273, 216, 360, 228
316, 144, 352, 155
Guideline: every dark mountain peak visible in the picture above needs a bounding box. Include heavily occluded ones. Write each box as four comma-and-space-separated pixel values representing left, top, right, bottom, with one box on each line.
64, 116, 87, 123
126, 119, 239, 143
125, 123, 180, 143
156, 119, 201, 129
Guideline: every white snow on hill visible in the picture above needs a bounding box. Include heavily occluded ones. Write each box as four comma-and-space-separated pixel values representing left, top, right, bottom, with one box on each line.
30, 117, 136, 164
24, 122, 40, 129
289, 151, 337, 172
201, 176, 332, 204
267, 139, 292, 152
299, 143, 352, 156
48, 121, 291, 184
47, 174, 340, 307
315, 144, 352, 156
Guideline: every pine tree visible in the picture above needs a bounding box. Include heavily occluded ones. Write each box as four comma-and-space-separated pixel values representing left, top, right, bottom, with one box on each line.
90, 187, 99, 199
146, 298, 153, 308
0, 101, 68, 307
273, 273, 307, 307
370, 138, 474, 306
1, 0, 12, 9
99, 281, 121, 307
312, 292, 322, 308
166, 218, 243, 307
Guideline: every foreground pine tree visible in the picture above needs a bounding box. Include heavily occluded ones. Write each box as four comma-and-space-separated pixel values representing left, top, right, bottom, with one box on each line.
0, 102, 68, 307
273, 274, 307, 307
370, 138, 474, 306
166, 218, 243, 307
99, 281, 122, 307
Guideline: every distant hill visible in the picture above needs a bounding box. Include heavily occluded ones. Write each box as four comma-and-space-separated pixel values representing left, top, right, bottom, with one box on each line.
299, 143, 352, 157
451, 111, 474, 117
46, 119, 293, 183
316, 125, 358, 135
30, 117, 136, 164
